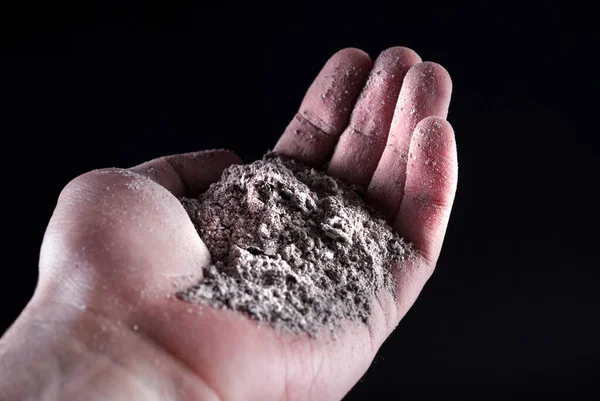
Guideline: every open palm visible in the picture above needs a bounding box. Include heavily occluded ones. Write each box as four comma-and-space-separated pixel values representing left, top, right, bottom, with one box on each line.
0, 47, 457, 401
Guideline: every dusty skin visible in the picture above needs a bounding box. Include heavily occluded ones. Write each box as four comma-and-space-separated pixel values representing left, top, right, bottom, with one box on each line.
0, 46, 457, 401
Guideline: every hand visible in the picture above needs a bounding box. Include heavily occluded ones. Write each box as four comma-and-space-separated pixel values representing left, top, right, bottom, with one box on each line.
0, 46, 456, 401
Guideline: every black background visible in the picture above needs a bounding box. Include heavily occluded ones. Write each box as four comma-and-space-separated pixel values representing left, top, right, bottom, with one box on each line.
2, 1, 599, 400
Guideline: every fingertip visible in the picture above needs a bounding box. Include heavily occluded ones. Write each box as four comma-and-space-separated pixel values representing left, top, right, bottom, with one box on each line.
414, 116, 457, 176
408, 61, 452, 86
418, 115, 452, 128
331, 47, 373, 67
378, 46, 422, 66
404, 61, 453, 118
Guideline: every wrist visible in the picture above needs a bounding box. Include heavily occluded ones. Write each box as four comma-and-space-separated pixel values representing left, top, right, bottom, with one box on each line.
1, 302, 143, 400
0, 294, 219, 401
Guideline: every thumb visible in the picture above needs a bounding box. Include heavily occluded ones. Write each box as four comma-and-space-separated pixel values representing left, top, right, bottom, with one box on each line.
37, 150, 241, 312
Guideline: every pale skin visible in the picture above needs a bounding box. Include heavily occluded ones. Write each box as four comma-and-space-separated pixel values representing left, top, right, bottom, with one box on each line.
0, 46, 457, 401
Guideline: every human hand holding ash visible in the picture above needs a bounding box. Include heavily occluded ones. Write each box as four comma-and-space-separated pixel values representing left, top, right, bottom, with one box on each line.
0, 47, 456, 401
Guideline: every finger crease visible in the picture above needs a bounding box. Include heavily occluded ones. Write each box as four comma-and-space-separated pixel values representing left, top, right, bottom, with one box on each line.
347, 125, 387, 145
294, 112, 338, 138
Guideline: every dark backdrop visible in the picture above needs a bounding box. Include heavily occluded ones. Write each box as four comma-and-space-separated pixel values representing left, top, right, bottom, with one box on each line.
2, 1, 599, 400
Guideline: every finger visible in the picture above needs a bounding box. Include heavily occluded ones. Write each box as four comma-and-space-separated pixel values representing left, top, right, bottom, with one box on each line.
273, 48, 372, 167
130, 149, 243, 198
367, 62, 452, 221
395, 117, 458, 265
327, 47, 421, 187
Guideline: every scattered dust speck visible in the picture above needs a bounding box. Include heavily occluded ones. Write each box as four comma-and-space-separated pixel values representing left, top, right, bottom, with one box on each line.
125, 180, 145, 191
179, 153, 414, 335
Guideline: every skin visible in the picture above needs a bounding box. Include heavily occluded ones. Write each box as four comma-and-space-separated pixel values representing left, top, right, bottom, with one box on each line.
0, 46, 457, 401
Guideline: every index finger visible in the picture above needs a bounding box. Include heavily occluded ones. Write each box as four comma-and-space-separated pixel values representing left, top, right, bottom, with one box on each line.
274, 48, 372, 167
130, 150, 243, 198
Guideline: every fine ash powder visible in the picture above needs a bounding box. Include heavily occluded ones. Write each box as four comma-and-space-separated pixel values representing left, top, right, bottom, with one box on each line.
178, 153, 413, 335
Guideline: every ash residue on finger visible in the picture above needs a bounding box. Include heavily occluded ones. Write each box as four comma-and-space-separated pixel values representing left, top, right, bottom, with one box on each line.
178, 152, 413, 336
